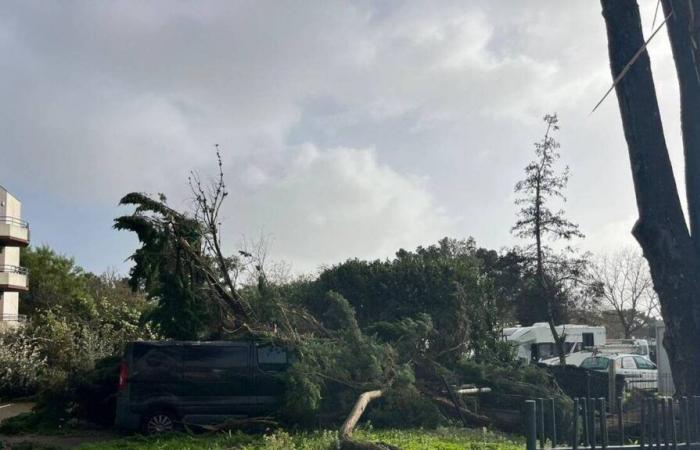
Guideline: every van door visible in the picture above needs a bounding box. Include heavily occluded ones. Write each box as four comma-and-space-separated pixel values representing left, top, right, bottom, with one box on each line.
182, 343, 254, 416
254, 344, 289, 409
129, 344, 182, 414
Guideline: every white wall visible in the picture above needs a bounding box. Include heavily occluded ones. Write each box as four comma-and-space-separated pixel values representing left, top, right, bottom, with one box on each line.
0, 292, 18, 317
656, 322, 675, 396
0, 186, 24, 321
0, 188, 22, 218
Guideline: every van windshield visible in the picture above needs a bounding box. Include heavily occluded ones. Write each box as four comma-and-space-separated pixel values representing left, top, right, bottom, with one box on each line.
581, 356, 610, 370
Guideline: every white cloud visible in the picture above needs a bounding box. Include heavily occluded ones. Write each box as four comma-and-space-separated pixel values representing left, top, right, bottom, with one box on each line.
0, 0, 689, 272
226, 145, 454, 272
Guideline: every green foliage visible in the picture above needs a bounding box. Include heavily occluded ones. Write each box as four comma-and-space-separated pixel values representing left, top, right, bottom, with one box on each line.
114, 193, 214, 340
455, 359, 573, 435
305, 237, 512, 365
281, 313, 397, 425
2, 244, 154, 431
511, 114, 587, 327
20, 246, 90, 316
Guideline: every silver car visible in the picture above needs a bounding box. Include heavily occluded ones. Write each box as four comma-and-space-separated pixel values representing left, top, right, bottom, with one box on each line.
580, 353, 658, 391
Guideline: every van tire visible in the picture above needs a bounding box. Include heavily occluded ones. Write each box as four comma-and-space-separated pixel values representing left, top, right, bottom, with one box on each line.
143, 410, 177, 434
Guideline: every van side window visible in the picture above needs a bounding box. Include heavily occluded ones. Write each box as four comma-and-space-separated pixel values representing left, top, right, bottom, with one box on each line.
132, 346, 180, 381
184, 346, 250, 382
257, 345, 288, 372
582, 333, 594, 348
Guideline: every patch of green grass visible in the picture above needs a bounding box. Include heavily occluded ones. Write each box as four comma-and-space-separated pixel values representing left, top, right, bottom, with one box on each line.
355, 427, 523, 450
76, 428, 523, 450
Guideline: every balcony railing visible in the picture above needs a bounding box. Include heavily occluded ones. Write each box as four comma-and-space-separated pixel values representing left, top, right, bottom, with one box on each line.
0, 314, 27, 322
0, 216, 29, 228
0, 265, 28, 275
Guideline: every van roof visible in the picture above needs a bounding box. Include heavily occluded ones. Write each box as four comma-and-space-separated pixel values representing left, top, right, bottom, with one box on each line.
132, 340, 254, 347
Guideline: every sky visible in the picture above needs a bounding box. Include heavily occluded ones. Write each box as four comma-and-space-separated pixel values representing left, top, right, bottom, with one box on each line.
0, 1, 686, 276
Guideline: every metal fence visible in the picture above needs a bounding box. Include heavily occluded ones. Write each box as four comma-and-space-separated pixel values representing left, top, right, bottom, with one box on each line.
0, 216, 29, 228
0, 265, 28, 275
524, 396, 700, 450
0, 314, 27, 322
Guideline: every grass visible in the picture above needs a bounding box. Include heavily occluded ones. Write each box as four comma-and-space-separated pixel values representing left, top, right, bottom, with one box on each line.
76, 427, 524, 450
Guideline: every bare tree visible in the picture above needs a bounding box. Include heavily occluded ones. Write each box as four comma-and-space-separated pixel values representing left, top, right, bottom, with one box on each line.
589, 248, 659, 338
601, 0, 700, 395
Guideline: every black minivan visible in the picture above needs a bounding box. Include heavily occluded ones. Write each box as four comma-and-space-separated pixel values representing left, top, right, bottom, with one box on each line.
115, 340, 289, 433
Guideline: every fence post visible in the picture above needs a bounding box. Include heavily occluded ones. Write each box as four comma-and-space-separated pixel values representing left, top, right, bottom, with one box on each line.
608, 361, 616, 410
587, 372, 591, 399
538, 398, 546, 449
526, 400, 537, 450
670, 397, 677, 450
655, 397, 662, 447
617, 396, 624, 446
589, 397, 597, 450
639, 398, 649, 450
599, 398, 608, 449
550, 398, 557, 447
662, 397, 670, 448
583, 397, 590, 449
694, 396, 700, 443
681, 397, 690, 449
573, 398, 579, 450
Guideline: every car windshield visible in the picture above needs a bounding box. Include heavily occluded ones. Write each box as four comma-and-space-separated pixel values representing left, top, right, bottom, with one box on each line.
581, 356, 610, 370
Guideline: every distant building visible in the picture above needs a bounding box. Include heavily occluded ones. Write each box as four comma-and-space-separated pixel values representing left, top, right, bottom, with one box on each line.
0, 185, 29, 326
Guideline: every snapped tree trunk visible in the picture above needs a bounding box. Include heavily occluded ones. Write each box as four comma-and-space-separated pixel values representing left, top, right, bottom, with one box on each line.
601, 0, 700, 395
340, 390, 383, 440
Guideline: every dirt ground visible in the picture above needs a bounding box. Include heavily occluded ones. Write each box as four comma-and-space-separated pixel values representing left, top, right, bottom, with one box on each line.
0, 403, 34, 424
0, 432, 116, 449
0, 402, 116, 449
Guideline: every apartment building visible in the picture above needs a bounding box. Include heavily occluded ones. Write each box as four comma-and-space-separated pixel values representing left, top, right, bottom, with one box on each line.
0, 185, 29, 326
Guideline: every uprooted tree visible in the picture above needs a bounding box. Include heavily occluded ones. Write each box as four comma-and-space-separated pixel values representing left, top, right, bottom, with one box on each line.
114, 152, 572, 444
601, 0, 700, 395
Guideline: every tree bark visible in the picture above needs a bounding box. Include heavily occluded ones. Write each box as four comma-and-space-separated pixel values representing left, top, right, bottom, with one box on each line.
661, 0, 700, 247
601, 0, 700, 395
340, 390, 383, 440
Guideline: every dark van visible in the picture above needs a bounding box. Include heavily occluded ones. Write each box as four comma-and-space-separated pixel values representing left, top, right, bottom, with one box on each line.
115, 340, 289, 433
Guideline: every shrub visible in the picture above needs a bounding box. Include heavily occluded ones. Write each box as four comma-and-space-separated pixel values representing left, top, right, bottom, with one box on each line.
0, 326, 47, 398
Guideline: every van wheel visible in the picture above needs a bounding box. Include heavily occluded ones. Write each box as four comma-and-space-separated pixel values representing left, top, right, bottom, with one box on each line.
144, 411, 176, 434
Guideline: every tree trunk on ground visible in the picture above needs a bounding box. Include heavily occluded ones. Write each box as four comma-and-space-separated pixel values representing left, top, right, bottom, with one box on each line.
428, 395, 491, 427
340, 390, 383, 440
339, 390, 402, 450
601, 0, 700, 395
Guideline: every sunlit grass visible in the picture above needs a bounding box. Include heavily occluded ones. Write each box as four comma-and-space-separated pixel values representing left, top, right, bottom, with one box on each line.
77, 427, 523, 450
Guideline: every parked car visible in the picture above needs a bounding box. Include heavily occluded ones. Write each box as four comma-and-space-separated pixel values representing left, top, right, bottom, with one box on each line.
115, 340, 290, 433
580, 353, 658, 391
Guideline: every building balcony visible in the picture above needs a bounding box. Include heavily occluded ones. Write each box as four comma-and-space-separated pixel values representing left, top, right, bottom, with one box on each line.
0, 314, 26, 323
0, 265, 28, 292
0, 216, 30, 247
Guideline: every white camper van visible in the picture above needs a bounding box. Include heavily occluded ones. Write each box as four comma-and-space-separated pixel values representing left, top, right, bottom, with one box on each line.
503, 322, 606, 364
